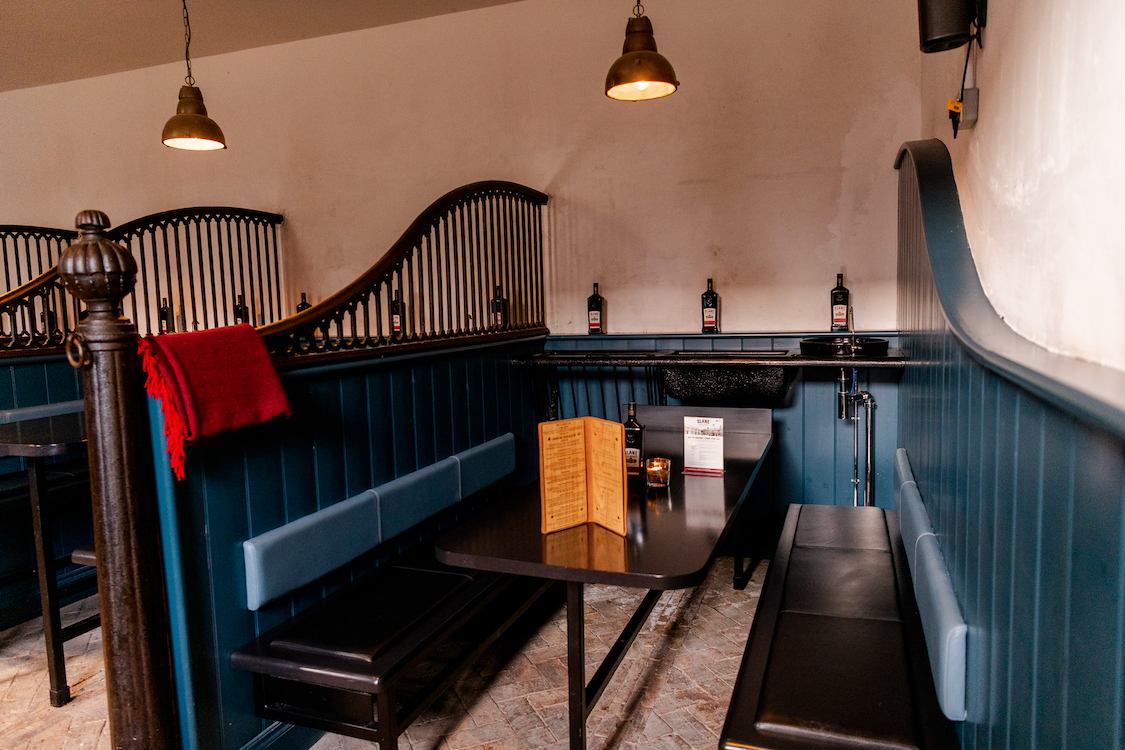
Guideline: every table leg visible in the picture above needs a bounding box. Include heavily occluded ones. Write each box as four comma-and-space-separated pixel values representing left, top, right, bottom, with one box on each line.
566, 581, 586, 750
733, 555, 758, 591
27, 457, 71, 707
565, 581, 664, 750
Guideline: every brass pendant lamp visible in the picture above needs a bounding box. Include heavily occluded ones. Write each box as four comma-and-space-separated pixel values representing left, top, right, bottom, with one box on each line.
162, 0, 226, 150
605, 3, 679, 101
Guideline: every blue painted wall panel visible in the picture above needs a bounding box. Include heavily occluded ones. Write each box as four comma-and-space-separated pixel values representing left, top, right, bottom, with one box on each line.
156, 340, 545, 750
0, 355, 90, 630
896, 141, 1125, 749
545, 334, 902, 510
365, 371, 396, 486
339, 375, 373, 496
430, 362, 455, 459
901, 326, 1125, 750
465, 355, 485, 447
309, 378, 348, 512
1034, 407, 1074, 748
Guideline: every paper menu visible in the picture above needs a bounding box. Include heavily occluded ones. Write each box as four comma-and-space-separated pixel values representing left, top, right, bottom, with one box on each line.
538, 417, 628, 535
683, 416, 724, 475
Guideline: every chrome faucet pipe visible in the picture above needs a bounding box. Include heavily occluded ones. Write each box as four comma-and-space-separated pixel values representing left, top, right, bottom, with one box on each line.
847, 390, 877, 506
852, 393, 860, 506
859, 391, 875, 506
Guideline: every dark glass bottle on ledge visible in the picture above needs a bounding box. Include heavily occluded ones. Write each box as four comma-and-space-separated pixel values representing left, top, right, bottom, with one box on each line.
390, 289, 403, 338
623, 402, 644, 474
295, 292, 312, 313
831, 274, 849, 332
490, 285, 509, 329
587, 283, 604, 335
233, 294, 248, 324
158, 297, 172, 333
701, 278, 719, 333
40, 308, 58, 335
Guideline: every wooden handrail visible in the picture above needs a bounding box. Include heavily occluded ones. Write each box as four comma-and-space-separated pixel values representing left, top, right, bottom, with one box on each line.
0, 267, 75, 356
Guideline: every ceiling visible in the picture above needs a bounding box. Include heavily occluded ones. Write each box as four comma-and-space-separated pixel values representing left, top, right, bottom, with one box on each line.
0, 0, 525, 94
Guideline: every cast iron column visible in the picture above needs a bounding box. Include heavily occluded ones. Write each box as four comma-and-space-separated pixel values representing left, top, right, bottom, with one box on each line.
58, 211, 178, 749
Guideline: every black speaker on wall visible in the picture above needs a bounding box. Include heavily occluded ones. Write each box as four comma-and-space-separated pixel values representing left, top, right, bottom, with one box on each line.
917, 0, 978, 52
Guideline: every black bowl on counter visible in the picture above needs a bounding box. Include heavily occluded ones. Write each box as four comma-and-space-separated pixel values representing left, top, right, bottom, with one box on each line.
799, 336, 889, 358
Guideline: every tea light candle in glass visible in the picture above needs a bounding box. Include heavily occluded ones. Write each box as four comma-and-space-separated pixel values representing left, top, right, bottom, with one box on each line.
645, 457, 671, 487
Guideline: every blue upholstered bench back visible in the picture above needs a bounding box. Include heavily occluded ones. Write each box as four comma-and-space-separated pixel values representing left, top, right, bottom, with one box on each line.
0, 399, 84, 424
894, 448, 967, 722
243, 433, 516, 611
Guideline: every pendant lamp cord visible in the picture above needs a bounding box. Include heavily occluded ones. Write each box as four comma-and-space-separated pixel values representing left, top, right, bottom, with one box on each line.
181, 0, 195, 86
633, 2, 644, 18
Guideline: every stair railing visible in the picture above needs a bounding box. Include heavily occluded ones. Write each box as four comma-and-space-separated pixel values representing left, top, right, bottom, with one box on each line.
0, 268, 76, 353
259, 180, 549, 366
1, 225, 77, 291
0, 208, 286, 354
112, 207, 285, 336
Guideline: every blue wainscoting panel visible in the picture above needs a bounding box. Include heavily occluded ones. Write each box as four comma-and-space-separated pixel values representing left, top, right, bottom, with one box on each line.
546, 334, 901, 510
0, 355, 90, 631
896, 139, 1125, 749
153, 339, 545, 750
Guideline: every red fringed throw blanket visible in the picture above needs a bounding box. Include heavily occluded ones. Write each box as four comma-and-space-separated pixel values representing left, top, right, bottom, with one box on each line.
139, 324, 291, 480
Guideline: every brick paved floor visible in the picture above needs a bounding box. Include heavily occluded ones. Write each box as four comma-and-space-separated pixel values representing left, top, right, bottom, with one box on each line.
0, 558, 765, 750
313, 557, 766, 750
0, 595, 107, 750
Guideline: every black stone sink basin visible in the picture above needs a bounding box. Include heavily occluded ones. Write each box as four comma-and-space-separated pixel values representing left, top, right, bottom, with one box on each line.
659, 357, 795, 408
799, 336, 889, 358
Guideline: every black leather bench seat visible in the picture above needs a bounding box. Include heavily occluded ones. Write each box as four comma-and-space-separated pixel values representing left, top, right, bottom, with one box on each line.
719, 504, 960, 750
232, 556, 554, 745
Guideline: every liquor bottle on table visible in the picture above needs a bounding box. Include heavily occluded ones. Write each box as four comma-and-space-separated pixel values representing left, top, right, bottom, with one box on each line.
623, 402, 644, 475
490, 285, 509, 329
831, 274, 850, 332
588, 283, 605, 335
295, 292, 312, 313
701, 278, 719, 333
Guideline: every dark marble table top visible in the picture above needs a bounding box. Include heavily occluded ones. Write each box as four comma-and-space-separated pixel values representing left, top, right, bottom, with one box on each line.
435, 427, 771, 590
0, 412, 86, 458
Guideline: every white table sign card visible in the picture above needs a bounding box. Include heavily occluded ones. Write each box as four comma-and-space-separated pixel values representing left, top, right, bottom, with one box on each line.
683, 416, 724, 475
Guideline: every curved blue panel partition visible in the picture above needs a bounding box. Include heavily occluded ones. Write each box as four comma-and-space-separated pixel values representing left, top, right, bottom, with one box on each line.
895, 139, 1125, 749
896, 140, 1125, 440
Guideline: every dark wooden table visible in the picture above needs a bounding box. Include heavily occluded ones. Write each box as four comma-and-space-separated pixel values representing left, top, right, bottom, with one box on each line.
436, 416, 772, 750
0, 412, 97, 707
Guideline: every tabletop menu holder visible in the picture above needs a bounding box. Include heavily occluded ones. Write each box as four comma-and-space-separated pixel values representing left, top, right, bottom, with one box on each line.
538, 417, 627, 535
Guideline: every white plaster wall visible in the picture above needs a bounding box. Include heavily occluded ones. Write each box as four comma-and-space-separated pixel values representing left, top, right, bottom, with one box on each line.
922, 0, 1125, 371
0, 0, 920, 335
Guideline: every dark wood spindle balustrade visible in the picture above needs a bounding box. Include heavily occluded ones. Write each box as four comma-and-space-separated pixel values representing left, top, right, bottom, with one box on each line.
1, 184, 546, 363
0, 208, 286, 354
112, 207, 285, 336
259, 180, 548, 366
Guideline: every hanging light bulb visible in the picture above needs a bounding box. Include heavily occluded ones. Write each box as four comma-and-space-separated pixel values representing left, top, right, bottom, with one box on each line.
162, 0, 225, 150
605, 3, 679, 101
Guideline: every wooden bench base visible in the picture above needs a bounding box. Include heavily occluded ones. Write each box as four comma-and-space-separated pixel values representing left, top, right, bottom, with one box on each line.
232, 555, 555, 748
720, 504, 960, 750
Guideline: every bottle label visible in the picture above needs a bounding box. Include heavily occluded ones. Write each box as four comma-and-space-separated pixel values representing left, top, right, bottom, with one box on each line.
588, 311, 601, 330
703, 308, 717, 324
832, 304, 847, 326
392, 314, 401, 332
625, 447, 641, 470
492, 311, 503, 327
